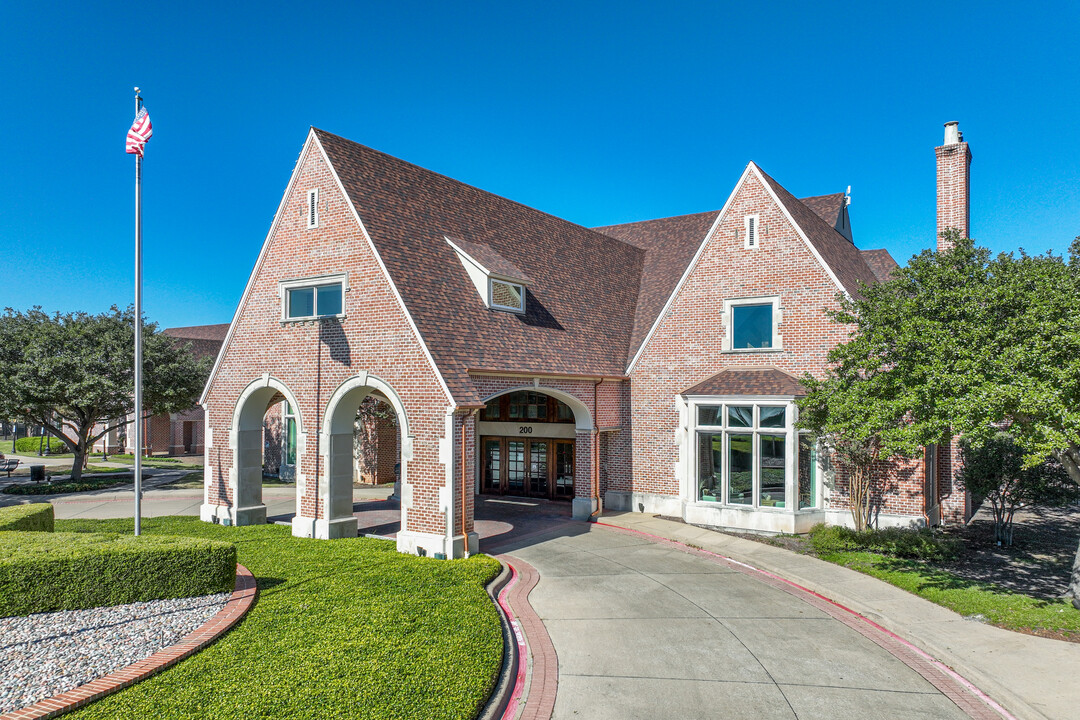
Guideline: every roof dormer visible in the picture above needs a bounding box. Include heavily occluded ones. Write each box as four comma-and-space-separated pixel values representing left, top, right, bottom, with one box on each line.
446, 236, 531, 314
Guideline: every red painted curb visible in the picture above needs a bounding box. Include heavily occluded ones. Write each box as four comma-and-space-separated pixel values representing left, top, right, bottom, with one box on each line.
494, 554, 558, 720
595, 521, 1013, 720
1, 564, 258, 720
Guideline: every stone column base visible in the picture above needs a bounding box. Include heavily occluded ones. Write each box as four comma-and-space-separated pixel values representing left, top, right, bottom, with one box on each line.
290, 516, 358, 539
397, 530, 476, 559
200, 503, 266, 527
572, 496, 602, 521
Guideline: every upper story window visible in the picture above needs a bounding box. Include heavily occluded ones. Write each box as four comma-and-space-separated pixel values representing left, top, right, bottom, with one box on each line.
744, 214, 760, 249
279, 274, 346, 321
307, 189, 319, 229
723, 296, 782, 352
489, 279, 525, 313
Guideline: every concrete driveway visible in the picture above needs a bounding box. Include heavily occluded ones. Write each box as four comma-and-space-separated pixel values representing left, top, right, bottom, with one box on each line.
491, 522, 975, 720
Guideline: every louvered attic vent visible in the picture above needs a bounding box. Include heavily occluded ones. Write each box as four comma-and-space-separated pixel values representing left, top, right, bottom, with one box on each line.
744, 214, 759, 249
307, 188, 319, 229
446, 236, 532, 314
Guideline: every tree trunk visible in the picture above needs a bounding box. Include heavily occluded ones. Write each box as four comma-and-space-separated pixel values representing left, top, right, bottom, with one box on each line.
70, 447, 85, 482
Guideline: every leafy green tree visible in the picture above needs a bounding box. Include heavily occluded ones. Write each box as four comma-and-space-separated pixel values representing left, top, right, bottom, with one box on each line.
0, 307, 209, 481
797, 231, 1080, 605
959, 431, 1080, 546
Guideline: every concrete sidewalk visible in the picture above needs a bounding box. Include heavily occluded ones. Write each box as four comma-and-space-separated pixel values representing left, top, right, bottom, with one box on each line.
598, 511, 1080, 720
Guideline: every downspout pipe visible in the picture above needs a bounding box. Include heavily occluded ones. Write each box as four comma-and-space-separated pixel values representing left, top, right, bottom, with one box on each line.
590, 380, 602, 521
461, 408, 479, 557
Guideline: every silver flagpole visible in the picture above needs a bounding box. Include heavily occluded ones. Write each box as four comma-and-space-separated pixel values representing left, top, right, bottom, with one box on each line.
133, 87, 143, 536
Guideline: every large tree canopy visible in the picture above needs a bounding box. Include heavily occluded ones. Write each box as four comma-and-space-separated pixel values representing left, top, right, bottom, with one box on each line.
0, 306, 210, 480
798, 232, 1080, 602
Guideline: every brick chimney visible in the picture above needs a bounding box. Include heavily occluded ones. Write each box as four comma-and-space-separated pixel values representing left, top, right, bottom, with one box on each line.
935, 121, 972, 251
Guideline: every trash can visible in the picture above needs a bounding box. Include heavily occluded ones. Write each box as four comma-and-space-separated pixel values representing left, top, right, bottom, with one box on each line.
29, 465, 45, 482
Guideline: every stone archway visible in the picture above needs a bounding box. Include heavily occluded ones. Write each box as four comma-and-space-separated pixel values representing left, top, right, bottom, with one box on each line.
478, 385, 597, 519
308, 371, 412, 540
204, 375, 306, 527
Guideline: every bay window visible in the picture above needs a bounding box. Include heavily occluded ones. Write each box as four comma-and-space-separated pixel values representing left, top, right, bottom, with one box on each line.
693, 399, 819, 510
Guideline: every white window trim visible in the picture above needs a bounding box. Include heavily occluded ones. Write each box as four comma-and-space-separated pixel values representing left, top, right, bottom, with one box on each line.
744, 214, 760, 249
278, 272, 348, 322
687, 396, 821, 512
307, 188, 319, 229
488, 277, 526, 314
722, 295, 783, 353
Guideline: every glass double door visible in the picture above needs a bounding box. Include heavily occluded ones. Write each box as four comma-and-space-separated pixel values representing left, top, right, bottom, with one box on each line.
482, 436, 574, 500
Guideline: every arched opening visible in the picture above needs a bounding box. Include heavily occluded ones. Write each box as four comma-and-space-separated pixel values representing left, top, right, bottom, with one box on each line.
476, 387, 592, 503
228, 376, 305, 527
317, 373, 411, 540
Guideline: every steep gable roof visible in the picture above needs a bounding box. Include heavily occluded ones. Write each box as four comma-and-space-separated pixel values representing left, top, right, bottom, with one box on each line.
860, 248, 900, 282
315, 129, 645, 403
801, 193, 845, 228
756, 168, 879, 296
593, 210, 718, 364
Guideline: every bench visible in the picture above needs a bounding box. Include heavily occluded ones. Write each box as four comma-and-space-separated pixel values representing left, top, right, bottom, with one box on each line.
0, 459, 20, 477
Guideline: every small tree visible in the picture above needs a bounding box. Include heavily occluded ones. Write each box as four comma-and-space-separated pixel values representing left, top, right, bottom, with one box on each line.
0, 306, 209, 481
959, 431, 1080, 546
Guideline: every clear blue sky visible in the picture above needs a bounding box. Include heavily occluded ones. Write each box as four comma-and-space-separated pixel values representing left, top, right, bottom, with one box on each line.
1, 1, 1077, 329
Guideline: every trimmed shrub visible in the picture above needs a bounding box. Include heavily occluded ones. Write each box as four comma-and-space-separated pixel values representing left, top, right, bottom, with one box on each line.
0, 532, 236, 617
808, 523, 960, 561
0, 503, 54, 532
13, 436, 68, 454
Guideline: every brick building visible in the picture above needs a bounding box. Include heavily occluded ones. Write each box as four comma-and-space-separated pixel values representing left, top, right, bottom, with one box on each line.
200, 122, 973, 557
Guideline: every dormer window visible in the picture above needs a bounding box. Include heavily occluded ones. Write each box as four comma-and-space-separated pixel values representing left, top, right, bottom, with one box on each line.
744, 214, 759, 249
307, 189, 319, 229
489, 279, 525, 313
446, 236, 532, 314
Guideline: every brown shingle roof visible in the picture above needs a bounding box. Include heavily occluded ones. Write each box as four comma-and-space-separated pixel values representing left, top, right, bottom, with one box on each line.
164, 324, 229, 362
316, 129, 645, 404
447, 236, 532, 284
682, 368, 807, 397
593, 210, 718, 363
800, 193, 846, 228
757, 168, 879, 297
860, 248, 899, 282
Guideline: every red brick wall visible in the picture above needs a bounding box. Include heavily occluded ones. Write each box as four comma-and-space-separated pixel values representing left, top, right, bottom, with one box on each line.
203, 137, 453, 536
935, 141, 971, 249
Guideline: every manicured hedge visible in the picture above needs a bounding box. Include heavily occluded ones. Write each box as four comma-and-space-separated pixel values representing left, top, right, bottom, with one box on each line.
14, 436, 68, 454
0, 532, 236, 617
0, 503, 54, 532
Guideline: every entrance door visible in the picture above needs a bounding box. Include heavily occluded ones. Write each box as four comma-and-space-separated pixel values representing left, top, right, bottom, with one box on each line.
481, 436, 573, 500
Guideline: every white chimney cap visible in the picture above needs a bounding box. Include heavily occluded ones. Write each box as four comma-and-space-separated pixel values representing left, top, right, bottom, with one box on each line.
944, 121, 960, 145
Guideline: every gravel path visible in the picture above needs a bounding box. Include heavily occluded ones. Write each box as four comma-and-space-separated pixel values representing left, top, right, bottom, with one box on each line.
0, 592, 229, 714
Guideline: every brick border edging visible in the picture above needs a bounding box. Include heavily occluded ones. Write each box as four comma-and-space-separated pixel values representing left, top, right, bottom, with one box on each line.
492, 555, 558, 720
596, 522, 1012, 720
1, 564, 258, 720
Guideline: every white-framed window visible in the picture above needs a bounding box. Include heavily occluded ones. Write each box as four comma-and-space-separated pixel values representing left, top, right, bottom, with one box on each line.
722, 296, 782, 352
692, 398, 820, 510
489, 278, 525, 313
307, 188, 319, 229
279, 273, 346, 321
744, 214, 760, 249
283, 402, 297, 467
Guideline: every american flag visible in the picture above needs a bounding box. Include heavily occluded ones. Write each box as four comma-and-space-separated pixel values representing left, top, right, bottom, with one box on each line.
126, 107, 152, 157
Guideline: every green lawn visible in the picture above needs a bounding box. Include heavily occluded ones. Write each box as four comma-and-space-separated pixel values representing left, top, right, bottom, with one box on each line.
57, 517, 503, 720
822, 550, 1080, 639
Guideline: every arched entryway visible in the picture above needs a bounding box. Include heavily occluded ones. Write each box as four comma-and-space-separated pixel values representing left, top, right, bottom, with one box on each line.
476, 386, 596, 520
214, 375, 306, 527
308, 372, 412, 540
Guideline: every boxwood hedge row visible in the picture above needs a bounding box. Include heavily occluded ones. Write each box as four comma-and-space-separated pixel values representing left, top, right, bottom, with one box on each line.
0, 532, 236, 617
13, 436, 68, 454
0, 503, 54, 532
